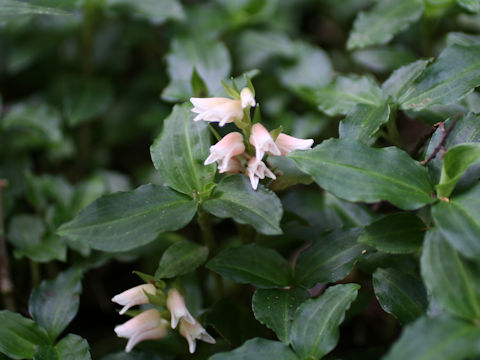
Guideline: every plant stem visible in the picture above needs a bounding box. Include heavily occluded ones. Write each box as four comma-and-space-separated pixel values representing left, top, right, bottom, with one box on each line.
197, 207, 215, 252
0, 179, 15, 311
30, 260, 41, 288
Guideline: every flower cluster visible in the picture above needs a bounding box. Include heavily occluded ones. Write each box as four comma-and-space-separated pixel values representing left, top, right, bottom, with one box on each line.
191, 85, 313, 189
112, 284, 215, 353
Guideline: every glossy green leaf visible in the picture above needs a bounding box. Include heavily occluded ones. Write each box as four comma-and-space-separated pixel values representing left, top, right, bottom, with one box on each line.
294, 228, 364, 288
436, 143, 480, 198
55, 334, 91, 360
400, 44, 480, 110
29, 268, 83, 341
339, 102, 390, 145
150, 103, 214, 197
432, 182, 480, 258
155, 240, 208, 279
458, 0, 480, 12
315, 75, 384, 116
58, 184, 197, 252
106, 0, 184, 24
0, 0, 68, 21
421, 229, 480, 320
382, 59, 430, 101
252, 288, 309, 344
347, 0, 424, 49
289, 139, 435, 210
358, 213, 426, 254
290, 284, 360, 360
203, 175, 283, 235
384, 315, 480, 360
373, 268, 427, 323
0, 311, 49, 360
162, 37, 230, 101
206, 243, 292, 288
209, 338, 299, 360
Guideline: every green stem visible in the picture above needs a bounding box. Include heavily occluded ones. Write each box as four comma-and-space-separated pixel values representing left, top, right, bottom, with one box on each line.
0, 180, 15, 311
197, 208, 215, 252
30, 260, 41, 288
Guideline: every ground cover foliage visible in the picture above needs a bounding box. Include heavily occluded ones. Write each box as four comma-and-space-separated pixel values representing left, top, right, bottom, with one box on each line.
1, 0, 480, 359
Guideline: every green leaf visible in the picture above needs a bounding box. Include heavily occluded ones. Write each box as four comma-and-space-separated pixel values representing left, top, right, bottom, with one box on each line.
347, 0, 424, 49
294, 228, 365, 288
400, 44, 480, 110
458, 0, 480, 12
289, 139, 435, 210
432, 182, 480, 259
382, 59, 430, 101
154, 240, 208, 279
150, 103, 214, 198
315, 75, 384, 116
290, 284, 360, 360
0, 310, 49, 360
358, 213, 426, 254
252, 288, 309, 344
203, 175, 283, 235
0, 0, 69, 22
162, 37, 231, 101
421, 229, 480, 321
339, 102, 391, 145
58, 184, 197, 252
373, 268, 427, 323
436, 143, 480, 198
352, 46, 417, 74
206, 243, 292, 288
55, 334, 91, 360
29, 268, 83, 341
106, 0, 184, 24
34, 344, 59, 360
209, 338, 299, 360
384, 315, 480, 360
269, 157, 313, 191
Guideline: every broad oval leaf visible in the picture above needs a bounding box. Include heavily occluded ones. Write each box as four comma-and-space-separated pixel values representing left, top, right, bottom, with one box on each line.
155, 240, 208, 279
289, 139, 436, 210
382, 59, 430, 101
421, 229, 480, 321
203, 175, 283, 235
294, 228, 364, 288
55, 334, 91, 360
209, 338, 298, 360
290, 284, 360, 360
252, 288, 309, 344
400, 44, 480, 110
58, 184, 197, 252
0, 310, 49, 360
373, 268, 427, 323
206, 243, 292, 288
34, 344, 59, 360
150, 103, 214, 197
358, 213, 426, 254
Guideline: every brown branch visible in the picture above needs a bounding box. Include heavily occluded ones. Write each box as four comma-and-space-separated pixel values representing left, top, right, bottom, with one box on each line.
0, 179, 15, 311
421, 115, 460, 166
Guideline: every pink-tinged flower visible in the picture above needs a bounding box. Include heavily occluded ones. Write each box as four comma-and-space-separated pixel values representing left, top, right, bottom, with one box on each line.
166, 288, 195, 329
275, 133, 314, 156
249, 123, 281, 160
111, 284, 156, 315
190, 97, 243, 127
179, 318, 216, 354
246, 157, 276, 190
204, 132, 245, 171
114, 309, 168, 352
218, 157, 243, 174
240, 87, 256, 108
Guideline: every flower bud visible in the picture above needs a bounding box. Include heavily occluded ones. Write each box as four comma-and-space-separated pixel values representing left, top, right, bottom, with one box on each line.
275, 133, 314, 156
240, 87, 256, 108
111, 284, 156, 315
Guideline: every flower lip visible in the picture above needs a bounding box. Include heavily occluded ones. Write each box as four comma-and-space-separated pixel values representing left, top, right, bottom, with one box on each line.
190, 97, 243, 127
111, 284, 156, 315
246, 157, 276, 190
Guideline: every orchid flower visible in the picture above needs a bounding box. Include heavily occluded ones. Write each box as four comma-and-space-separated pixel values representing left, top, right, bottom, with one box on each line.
275, 133, 314, 156
166, 288, 195, 329
246, 157, 276, 190
240, 87, 256, 108
111, 284, 156, 315
249, 123, 281, 160
114, 309, 168, 352
204, 132, 245, 171
190, 97, 243, 127
218, 157, 244, 174
179, 318, 216, 354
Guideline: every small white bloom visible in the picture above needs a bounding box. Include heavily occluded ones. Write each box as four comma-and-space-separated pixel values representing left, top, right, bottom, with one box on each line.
179, 318, 216, 354
249, 123, 281, 160
166, 288, 195, 329
240, 87, 256, 108
246, 157, 276, 190
218, 157, 243, 174
111, 284, 156, 315
204, 132, 245, 171
190, 97, 243, 127
275, 133, 314, 156
114, 309, 168, 352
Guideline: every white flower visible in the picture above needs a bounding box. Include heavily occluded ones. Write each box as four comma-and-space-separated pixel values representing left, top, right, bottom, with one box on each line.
275, 133, 314, 156
204, 132, 245, 171
166, 288, 195, 329
246, 157, 276, 190
114, 309, 168, 352
111, 284, 156, 315
249, 123, 281, 160
240, 87, 256, 108
190, 97, 243, 127
218, 157, 244, 174
179, 318, 216, 354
